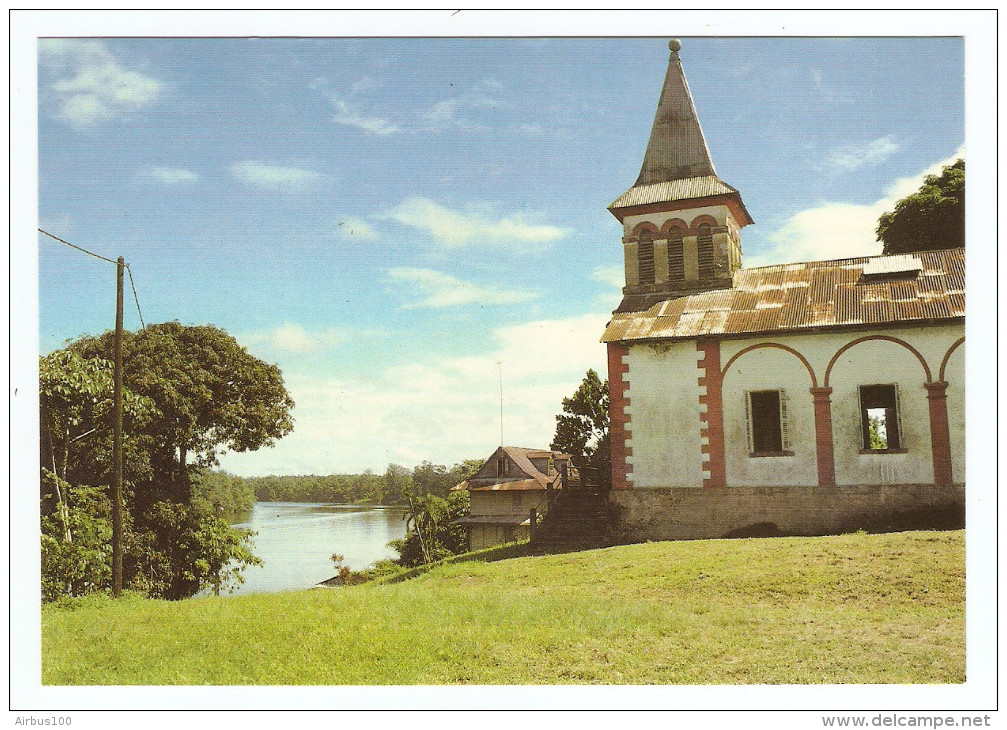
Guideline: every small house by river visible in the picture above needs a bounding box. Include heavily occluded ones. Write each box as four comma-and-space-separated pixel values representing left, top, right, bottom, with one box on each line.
451, 446, 572, 550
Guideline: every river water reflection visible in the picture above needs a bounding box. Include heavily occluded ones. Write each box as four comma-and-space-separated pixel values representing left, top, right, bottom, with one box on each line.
223, 502, 407, 595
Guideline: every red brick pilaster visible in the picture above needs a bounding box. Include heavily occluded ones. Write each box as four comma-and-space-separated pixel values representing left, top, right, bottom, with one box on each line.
810, 387, 836, 486
607, 342, 632, 489
697, 340, 725, 488
925, 381, 953, 485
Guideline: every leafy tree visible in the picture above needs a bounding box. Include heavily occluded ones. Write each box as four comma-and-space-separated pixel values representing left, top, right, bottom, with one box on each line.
41, 475, 113, 602
876, 159, 964, 254
40, 322, 294, 601
191, 469, 256, 519
550, 369, 611, 484
391, 489, 470, 567
70, 322, 294, 503
383, 464, 412, 505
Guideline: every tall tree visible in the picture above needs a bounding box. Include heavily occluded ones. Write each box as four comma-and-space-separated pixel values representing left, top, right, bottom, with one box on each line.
876, 159, 964, 254
41, 322, 295, 600
71, 322, 294, 503
551, 369, 611, 485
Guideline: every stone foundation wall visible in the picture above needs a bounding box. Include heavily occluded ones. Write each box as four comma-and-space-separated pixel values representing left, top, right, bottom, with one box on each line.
608, 484, 965, 543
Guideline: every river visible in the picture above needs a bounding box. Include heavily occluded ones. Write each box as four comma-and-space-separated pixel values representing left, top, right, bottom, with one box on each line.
219, 502, 407, 595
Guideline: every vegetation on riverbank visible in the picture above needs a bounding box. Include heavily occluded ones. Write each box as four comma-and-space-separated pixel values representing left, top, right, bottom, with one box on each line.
42, 529, 964, 685
244, 460, 482, 505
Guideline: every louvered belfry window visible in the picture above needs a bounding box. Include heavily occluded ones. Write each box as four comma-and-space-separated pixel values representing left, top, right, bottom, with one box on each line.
697, 223, 715, 279
638, 230, 656, 285
668, 227, 685, 280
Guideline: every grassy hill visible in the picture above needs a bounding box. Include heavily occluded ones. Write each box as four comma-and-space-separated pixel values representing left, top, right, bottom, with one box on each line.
42, 530, 964, 685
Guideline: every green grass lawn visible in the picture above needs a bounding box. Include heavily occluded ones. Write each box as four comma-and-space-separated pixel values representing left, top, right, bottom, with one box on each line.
41, 530, 964, 685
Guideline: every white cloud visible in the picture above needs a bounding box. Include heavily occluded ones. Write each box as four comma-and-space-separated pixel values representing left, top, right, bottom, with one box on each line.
138, 166, 198, 185
40, 39, 161, 127
383, 197, 570, 247
421, 81, 501, 133
826, 136, 900, 172
591, 265, 624, 289
240, 323, 350, 354
331, 98, 401, 135
387, 268, 539, 309
231, 161, 322, 192
219, 313, 610, 476
333, 216, 378, 240
748, 149, 964, 267
350, 76, 382, 95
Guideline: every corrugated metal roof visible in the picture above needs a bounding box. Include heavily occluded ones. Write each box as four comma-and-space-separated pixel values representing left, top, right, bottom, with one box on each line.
451, 515, 527, 526
609, 175, 738, 210
466, 478, 551, 492
601, 248, 965, 343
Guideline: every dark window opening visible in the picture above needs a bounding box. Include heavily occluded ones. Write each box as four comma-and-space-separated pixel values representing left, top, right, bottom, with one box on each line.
668, 229, 685, 280
748, 390, 784, 454
497, 456, 509, 476
638, 231, 655, 285
697, 223, 715, 279
859, 384, 901, 450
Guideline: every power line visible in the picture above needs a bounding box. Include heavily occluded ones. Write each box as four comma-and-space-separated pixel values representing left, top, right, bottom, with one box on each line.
38, 227, 118, 264
125, 264, 145, 329
38, 227, 146, 328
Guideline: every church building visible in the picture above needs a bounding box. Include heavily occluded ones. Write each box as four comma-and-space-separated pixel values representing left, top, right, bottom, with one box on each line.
600, 40, 965, 541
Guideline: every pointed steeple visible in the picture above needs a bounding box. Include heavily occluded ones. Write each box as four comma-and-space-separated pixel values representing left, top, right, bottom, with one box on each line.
635, 38, 717, 186
608, 39, 753, 314
609, 39, 751, 225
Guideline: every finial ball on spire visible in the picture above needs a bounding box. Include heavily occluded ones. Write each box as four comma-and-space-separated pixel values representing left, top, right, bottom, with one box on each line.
669, 39, 682, 53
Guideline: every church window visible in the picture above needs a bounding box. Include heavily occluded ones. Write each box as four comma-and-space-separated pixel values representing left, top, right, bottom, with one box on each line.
697, 223, 715, 279
745, 389, 791, 456
638, 230, 656, 285
667, 228, 685, 280
858, 384, 903, 451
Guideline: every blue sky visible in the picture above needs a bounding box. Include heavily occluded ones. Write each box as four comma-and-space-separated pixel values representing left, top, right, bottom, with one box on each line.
36, 35, 966, 476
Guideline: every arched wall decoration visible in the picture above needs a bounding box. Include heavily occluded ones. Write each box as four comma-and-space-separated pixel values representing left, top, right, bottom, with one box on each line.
660, 218, 689, 238
628, 221, 660, 242
823, 335, 932, 387
938, 336, 965, 383
689, 214, 719, 232
721, 342, 819, 387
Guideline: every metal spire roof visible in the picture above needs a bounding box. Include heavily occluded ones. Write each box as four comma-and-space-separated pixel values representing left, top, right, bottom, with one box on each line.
635, 38, 717, 186
610, 39, 751, 223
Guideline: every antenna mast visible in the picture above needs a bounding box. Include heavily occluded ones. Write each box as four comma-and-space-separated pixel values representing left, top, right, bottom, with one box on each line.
497, 360, 503, 446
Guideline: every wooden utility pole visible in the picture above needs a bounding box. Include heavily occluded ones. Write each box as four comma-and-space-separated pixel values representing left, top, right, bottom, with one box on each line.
112, 256, 124, 597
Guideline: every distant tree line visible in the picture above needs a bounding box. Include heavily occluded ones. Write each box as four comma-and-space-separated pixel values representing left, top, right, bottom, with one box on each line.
245, 459, 484, 505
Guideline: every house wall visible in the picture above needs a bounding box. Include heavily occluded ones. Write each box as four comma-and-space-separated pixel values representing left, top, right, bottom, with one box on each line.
607, 322, 964, 541
466, 489, 546, 551
469, 490, 545, 517
469, 523, 521, 551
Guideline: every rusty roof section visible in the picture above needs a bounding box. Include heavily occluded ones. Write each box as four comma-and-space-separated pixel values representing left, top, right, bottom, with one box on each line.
601, 248, 965, 343
450, 446, 571, 492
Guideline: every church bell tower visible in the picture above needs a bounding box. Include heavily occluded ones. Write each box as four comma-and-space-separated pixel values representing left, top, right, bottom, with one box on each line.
609, 39, 753, 314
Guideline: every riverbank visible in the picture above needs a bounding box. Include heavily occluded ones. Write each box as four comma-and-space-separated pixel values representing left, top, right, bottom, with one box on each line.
43, 530, 963, 684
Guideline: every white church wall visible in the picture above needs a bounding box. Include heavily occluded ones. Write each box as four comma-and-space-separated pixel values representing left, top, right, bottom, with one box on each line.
623, 341, 705, 488
720, 344, 818, 486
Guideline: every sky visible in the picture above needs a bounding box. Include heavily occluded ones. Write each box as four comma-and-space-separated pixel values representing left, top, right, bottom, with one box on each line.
34, 32, 967, 477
